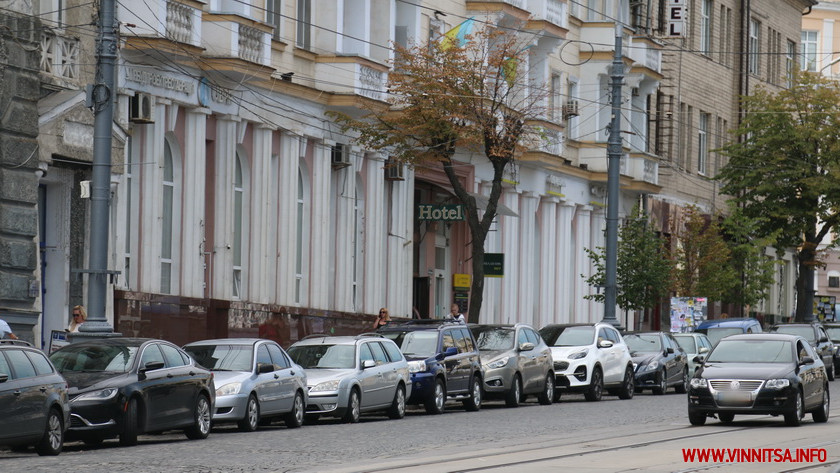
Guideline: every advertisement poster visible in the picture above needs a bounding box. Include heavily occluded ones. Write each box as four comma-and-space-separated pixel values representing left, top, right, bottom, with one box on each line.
816, 295, 837, 322
670, 297, 708, 333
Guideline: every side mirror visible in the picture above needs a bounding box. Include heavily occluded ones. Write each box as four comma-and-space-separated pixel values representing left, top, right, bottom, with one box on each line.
362, 359, 376, 369
666, 347, 675, 354
699, 347, 709, 354
800, 356, 815, 366
693, 355, 705, 364
0, 373, 7, 383
257, 362, 274, 374
597, 339, 614, 349
820, 336, 829, 343
518, 342, 535, 352
443, 346, 458, 357
141, 360, 165, 372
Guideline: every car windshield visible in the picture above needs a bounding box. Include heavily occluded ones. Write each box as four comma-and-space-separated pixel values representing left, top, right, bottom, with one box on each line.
473, 328, 515, 351
50, 344, 138, 373
624, 334, 662, 353
540, 326, 594, 347
383, 331, 439, 358
825, 327, 840, 342
704, 327, 744, 347
287, 344, 355, 369
674, 336, 697, 353
706, 339, 793, 363
184, 345, 252, 371
771, 326, 815, 342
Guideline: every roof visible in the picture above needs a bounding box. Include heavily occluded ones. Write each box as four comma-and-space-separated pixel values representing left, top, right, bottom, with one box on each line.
720, 333, 804, 342
696, 318, 761, 329
184, 338, 266, 346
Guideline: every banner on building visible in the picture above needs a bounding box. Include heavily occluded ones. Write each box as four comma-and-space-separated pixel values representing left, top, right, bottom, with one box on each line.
816, 295, 837, 322
666, 0, 687, 37
483, 253, 504, 277
670, 297, 707, 333
417, 204, 465, 221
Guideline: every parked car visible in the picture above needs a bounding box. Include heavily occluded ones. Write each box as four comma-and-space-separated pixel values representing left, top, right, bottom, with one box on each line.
767, 324, 835, 381
286, 333, 410, 423
624, 331, 689, 395
49, 338, 215, 446
673, 333, 713, 373
687, 333, 829, 426
694, 318, 763, 348
0, 341, 69, 455
183, 338, 307, 431
378, 320, 484, 414
470, 324, 554, 407
822, 322, 840, 376
538, 323, 635, 402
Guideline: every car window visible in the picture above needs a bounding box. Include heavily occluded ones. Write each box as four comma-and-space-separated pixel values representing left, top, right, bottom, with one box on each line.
624, 334, 662, 352
257, 344, 273, 369
461, 329, 476, 352
140, 344, 166, 368
518, 329, 529, 346
382, 341, 403, 362
359, 343, 374, 364
771, 325, 815, 342
452, 329, 469, 353
5, 349, 36, 379
819, 327, 830, 342
708, 339, 794, 363
0, 352, 10, 378
706, 327, 743, 347
441, 330, 456, 352
474, 328, 514, 351
184, 344, 252, 371
25, 350, 54, 376
524, 329, 540, 345
674, 336, 697, 353
542, 326, 595, 346
369, 342, 389, 365
797, 341, 811, 362
288, 344, 356, 369
267, 344, 291, 369
160, 344, 187, 368
597, 328, 610, 344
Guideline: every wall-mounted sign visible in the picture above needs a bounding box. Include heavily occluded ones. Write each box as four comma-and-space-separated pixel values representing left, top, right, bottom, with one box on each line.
667, 0, 687, 37
483, 253, 504, 277
417, 204, 465, 221
453, 273, 471, 289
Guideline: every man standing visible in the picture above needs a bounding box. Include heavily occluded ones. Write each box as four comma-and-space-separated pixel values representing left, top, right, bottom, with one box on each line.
0, 318, 18, 339
448, 304, 466, 324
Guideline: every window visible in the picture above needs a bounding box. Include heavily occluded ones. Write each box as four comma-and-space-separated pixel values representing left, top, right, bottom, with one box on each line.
257, 344, 273, 369
749, 19, 760, 75
698, 113, 709, 175
452, 329, 469, 353
6, 350, 37, 378
549, 73, 561, 122
0, 353, 10, 378
161, 139, 174, 294
383, 341, 403, 362
296, 0, 311, 50
801, 31, 817, 72
719, 6, 731, 67
233, 152, 244, 298
359, 343, 374, 364
829, 276, 839, 288
160, 344, 187, 367
140, 344, 165, 367
267, 344, 291, 369
295, 168, 305, 304
786, 40, 796, 87
266, 0, 282, 40
26, 351, 54, 375
699, 0, 711, 55
369, 342, 389, 365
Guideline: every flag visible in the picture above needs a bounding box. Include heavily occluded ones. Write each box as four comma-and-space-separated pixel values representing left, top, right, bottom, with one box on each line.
439, 17, 475, 50
501, 56, 518, 87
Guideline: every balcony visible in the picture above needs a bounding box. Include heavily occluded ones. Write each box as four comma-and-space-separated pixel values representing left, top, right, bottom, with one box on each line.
40, 31, 80, 82
529, 0, 568, 29
627, 37, 662, 75
624, 153, 659, 186
319, 57, 388, 107
203, 19, 271, 67
120, 0, 201, 47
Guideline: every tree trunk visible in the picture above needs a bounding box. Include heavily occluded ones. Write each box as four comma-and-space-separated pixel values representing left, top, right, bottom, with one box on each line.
468, 249, 485, 324
794, 249, 816, 323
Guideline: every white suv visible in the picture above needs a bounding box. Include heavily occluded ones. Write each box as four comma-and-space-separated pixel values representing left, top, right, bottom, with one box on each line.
538, 323, 635, 402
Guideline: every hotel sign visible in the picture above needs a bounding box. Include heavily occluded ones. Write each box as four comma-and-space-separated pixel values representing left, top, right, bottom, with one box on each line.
666, 0, 687, 38
417, 204, 465, 221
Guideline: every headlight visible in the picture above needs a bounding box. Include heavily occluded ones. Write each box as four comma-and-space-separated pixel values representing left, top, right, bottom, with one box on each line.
646, 361, 659, 371
689, 378, 708, 388
765, 379, 790, 389
216, 382, 242, 396
408, 360, 428, 373
73, 387, 118, 402
569, 350, 589, 360
310, 380, 341, 392
486, 357, 509, 369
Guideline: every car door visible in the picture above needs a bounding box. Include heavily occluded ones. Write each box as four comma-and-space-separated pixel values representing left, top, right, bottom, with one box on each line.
159, 343, 198, 426
138, 342, 176, 430
0, 349, 42, 440
252, 343, 283, 415
368, 341, 394, 406
661, 335, 680, 384
601, 327, 624, 383
266, 343, 297, 414
817, 327, 834, 367
797, 341, 821, 409
441, 329, 465, 393
357, 343, 382, 408
524, 328, 549, 391
516, 328, 538, 391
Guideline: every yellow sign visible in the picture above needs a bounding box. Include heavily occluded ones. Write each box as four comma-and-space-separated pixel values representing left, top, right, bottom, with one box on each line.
453, 273, 471, 288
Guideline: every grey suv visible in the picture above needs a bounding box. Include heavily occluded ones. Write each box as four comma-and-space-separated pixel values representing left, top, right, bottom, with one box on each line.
471, 324, 554, 407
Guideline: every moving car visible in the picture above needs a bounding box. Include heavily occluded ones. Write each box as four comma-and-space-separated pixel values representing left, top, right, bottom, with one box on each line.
49, 338, 215, 446
625, 331, 689, 395
0, 341, 69, 455
378, 320, 484, 414
673, 333, 713, 373
823, 322, 840, 376
538, 323, 635, 402
183, 338, 307, 431
768, 323, 835, 381
694, 318, 762, 348
470, 324, 554, 407
286, 334, 410, 423
687, 333, 829, 426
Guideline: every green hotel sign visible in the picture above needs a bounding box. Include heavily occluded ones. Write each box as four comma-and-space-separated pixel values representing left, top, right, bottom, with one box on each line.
417, 204, 465, 221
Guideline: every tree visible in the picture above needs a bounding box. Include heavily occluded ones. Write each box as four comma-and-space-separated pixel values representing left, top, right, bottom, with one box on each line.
584, 206, 672, 323
717, 71, 840, 322
721, 210, 777, 315
330, 23, 546, 323
672, 206, 738, 302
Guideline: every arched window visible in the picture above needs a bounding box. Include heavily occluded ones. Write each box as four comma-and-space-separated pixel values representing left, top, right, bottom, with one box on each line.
161, 139, 175, 294
233, 152, 244, 298
295, 167, 308, 304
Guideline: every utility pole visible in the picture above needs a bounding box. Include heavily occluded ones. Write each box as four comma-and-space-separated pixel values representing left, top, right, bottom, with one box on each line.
72, 0, 120, 340
603, 23, 624, 329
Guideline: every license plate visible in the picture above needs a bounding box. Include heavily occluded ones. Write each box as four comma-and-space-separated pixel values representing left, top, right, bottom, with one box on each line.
717, 391, 751, 404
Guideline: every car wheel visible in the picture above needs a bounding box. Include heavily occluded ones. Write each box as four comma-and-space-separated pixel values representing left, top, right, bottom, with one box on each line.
237, 394, 260, 432
618, 365, 635, 400
387, 384, 406, 419
284, 391, 304, 428
813, 385, 830, 423
425, 378, 446, 415
652, 371, 666, 395
342, 389, 361, 423
688, 410, 707, 426
538, 373, 554, 405
463, 376, 482, 411
584, 367, 603, 402
34, 408, 63, 456
505, 374, 522, 408
675, 368, 688, 394
718, 412, 735, 424
119, 397, 140, 446
185, 394, 212, 439
784, 390, 804, 427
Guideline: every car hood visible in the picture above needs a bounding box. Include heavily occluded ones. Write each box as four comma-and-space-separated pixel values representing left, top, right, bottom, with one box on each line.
630, 353, 660, 366
698, 362, 792, 380
211, 370, 252, 385
549, 346, 590, 359
304, 368, 355, 385
480, 349, 513, 363
61, 371, 133, 394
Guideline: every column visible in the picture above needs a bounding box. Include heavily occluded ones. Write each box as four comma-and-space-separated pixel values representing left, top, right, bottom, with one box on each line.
333, 156, 357, 312
275, 131, 299, 305
555, 203, 575, 324
364, 153, 386, 314
139, 103, 166, 293
479, 181, 501, 324
590, 206, 606, 322
180, 107, 210, 298
538, 197, 558, 329
386, 167, 412, 318
518, 192, 539, 326
309, 139, 332, 309
250, 125, 273, 303
212, 115, 239, 300
573, 205, 592, 323
500, 190, 520, 325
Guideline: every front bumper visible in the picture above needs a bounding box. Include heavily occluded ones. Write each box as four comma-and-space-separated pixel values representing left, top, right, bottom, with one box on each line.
212, 393, 250, 422
482, 366, 515, 395
407, 371, 437, 404
305, 387, 349, 417
66, 398, 124, 440
687, 384, 797, 416
553, 360, 590, 390
634, 369, 659, 389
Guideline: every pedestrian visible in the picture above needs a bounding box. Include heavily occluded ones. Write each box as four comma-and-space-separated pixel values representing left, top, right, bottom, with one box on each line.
448, 304, 466, 324
0, 317, 18, 339
373, 307, 391, 329
67, 305, 87, 333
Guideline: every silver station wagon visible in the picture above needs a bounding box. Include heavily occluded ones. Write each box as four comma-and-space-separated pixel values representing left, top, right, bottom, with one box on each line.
287, 334, 411, 423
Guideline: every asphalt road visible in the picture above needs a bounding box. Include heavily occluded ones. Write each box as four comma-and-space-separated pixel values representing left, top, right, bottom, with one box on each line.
2, 388, 839, 472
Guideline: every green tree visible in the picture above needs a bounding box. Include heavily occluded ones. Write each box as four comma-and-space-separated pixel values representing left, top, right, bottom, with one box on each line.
717, 71, 840, 322
721, 210, 777, 314
672, 206, 738, 301
330, 24, 546, 322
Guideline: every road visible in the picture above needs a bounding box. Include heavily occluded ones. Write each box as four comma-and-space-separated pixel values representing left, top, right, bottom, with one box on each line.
2, 389, 840, 472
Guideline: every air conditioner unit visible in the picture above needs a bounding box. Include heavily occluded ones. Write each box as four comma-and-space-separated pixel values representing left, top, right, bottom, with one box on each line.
331, 143, 351, 169
384, 159, 405, 181
129, 93, 154, 123
562, 100, 579, 119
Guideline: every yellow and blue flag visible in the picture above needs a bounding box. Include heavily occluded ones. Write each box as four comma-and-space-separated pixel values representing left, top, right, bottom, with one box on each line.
439, 17, 475, 50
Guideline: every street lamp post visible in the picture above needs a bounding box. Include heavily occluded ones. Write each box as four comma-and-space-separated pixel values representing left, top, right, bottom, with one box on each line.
603, 23, 624, 329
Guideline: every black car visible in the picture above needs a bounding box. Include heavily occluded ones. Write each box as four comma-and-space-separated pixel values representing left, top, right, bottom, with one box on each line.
378, 320, 484, 414
49, 338, 215, 446
768, 324, 835, 381
823, 323, 840, 376
0, 342, 69, 455
687, 333, 829, 426
624, 332, 689, 395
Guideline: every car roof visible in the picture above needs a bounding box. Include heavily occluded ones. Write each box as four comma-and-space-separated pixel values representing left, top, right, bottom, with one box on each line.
624, 331, 667, 336
0, 339, 34, 347
719, 333, 802, 342
696, 318, 761, 329
470, 324, 533, 330
540, 323, 610, 329
770, 323, 817, 328
673, 333, 706, 337
61, 337, 156, 347
292, 334, 387, 345
185, 338, 269, 346
378, 320, 467, 332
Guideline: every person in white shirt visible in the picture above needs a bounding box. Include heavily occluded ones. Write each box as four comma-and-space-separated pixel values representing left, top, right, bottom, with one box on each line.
448, 304, 466, 324
0, 318, 18, 339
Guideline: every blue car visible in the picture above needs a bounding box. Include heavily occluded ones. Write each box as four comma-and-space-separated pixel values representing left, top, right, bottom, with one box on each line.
694, 318, 763, 347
